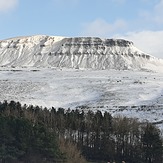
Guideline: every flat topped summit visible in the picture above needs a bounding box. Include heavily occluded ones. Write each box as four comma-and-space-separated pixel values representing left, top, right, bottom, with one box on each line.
0, 35, 162, 71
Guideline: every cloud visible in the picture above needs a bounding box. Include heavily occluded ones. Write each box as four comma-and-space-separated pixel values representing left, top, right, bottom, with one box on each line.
140, 0, 163, 25
81, 18, 127, 37
117, 30, 163, 59
0, 0, 18, 13
154, 0, 163, 24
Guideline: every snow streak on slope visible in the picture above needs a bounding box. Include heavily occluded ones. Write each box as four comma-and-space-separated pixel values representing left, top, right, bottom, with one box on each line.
0, 35, 163, 71
0, 35, 65, 67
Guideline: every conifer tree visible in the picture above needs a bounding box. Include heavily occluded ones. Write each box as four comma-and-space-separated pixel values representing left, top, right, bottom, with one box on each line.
142, 123, 163, 163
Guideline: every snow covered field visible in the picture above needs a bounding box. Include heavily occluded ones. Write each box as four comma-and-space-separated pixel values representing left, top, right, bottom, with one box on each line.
0, 68, 163, 131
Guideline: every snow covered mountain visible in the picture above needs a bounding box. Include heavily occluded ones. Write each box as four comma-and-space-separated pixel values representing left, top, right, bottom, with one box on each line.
0, 35, 163, 71
0, 35, 163, 131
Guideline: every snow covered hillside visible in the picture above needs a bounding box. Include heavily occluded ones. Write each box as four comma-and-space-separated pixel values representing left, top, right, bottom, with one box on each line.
0, 35, 163, 71
0, 68, 163, 132
0, 35, 163, 131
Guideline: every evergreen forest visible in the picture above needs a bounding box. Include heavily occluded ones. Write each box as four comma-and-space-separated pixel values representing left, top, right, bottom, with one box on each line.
0, 101, 162, 163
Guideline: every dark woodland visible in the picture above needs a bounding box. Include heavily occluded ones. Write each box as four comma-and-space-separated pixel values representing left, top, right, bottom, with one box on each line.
0, 101, 162, 163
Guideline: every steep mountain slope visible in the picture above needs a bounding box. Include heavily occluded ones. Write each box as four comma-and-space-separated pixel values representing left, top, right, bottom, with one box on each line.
0, 35, 163, 71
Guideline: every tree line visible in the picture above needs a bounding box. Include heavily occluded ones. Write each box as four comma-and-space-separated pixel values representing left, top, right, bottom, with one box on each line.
0, 100, 162, 163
